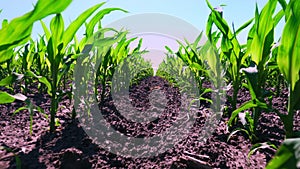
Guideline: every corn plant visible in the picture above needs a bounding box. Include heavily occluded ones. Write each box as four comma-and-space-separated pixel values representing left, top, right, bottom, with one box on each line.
17, 39, 37, 94
276, 0, 300, 138
0, 0, 72, 104
0, 0, 72, 59
74, 29, 138, 116
96, 32, 146, 103
0, 146, 21, 169
0, 72, 46, 135
27, 2, 126, 132
113, 41, 153, 92
228, 0, 286, 142
156, 53, 196, 95
167, 32, 227, 113
12, 99, 47, 135
201, 41, 226, 118
173, 32, 212, 102
206, 0, 253, 110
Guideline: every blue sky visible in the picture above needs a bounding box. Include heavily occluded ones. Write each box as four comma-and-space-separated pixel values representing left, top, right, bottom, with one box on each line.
0, 0, 283, 43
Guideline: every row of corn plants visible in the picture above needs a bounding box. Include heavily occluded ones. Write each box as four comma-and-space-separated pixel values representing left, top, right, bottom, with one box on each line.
266, 0, 300, 167
161, 0, 299, 167
0, 0, 140, 133
205, 0, 300, 167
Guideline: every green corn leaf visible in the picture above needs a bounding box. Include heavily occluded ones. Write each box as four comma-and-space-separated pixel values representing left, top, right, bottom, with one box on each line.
133, 38, 143, 53
205, 0, 214, 11
266, 138, 300, 169
206, 13, 214, 42
189, 62, 201, 71
0, 0, 72, 52
235, 18, 254, 36
277, 0, 300, 93
249, 0, 277, 65
228, 98, 269, 127
26, 71, 52, 95
86, 7, 128, 38
0, 48, 14, 63
40, 20, 51, 41
50, 14, 64, 47
0, 92, 27, 104
246, 25, 255, 54
227, 128, 250, 142
278, 0, 288, 11
30, 0, 72, 21
0, 73, 23, 86
277, 0, 288, 21
12, 107, 27, 116
57, 54, 76, 83
165, 46, 173, 54
116, 37, 136, 64
274, 10, 285, 27
47, 37, 55, 63
206, 45, 218, 76
2, 19, 8, 28
112, 36, 127, 60
228, 100, 257, 127
49, 14, 64, 62
0, 91, 16, 104
192, 32, 203, 49
63, 3, 105, 46
248, 142, 277, 159
93, 30, 127, 48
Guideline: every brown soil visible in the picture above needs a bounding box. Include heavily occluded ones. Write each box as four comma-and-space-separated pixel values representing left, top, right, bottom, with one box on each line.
0, 76, 295, 169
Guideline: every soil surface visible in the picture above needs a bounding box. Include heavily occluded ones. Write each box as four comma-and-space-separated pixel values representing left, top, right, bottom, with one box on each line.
0, 76, 296, 169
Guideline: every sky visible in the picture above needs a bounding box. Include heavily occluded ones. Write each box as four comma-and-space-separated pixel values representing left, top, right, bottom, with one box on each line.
0, 0, 284, 44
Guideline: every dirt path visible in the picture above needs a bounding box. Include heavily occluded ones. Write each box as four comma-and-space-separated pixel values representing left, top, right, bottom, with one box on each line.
0, 76, 293, 168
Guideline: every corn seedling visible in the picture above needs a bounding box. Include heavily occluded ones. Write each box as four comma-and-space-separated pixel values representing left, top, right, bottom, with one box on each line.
12, 99, 47, 135
114, 42, 153, 92
206, 0, 253, 111
276, 0, 300, 138
0, 146, 21, 169
156, 52, 196, 95
228, 0, 286, 142
95, 32, 146, 104
173, 32, 212, 103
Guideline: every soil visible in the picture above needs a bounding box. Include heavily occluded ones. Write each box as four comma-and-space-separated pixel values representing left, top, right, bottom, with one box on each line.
0, 76, 296, 169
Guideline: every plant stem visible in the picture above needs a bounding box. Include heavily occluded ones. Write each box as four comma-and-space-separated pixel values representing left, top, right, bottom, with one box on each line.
285, 87, 295, 138
50, 91, 57, 132
232, 79, 239, 110
50, 66, 58, 132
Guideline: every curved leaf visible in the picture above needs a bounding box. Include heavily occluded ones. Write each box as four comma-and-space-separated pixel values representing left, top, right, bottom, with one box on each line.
0, 91, 27, 104
0, 0, 71, 52
266, 138, 300, 169
63, 2, 106, 46
86, 8, 128, 38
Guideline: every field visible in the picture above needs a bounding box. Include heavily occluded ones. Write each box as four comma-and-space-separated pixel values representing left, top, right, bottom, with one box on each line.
0, 0, 300, 168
